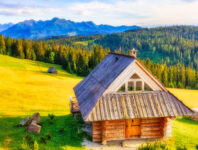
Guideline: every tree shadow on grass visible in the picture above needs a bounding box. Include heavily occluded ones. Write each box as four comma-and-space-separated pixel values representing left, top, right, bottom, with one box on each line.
175, 117, 198, 125
0, 114, 87, 150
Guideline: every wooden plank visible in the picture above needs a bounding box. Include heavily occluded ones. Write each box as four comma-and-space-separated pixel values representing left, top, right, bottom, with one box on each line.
101, 121, 107, 145
141, 135, 162, 138
138, 94, 147, 118
112, 95, 119, 120
141, 127, 161, 132
141, 131, 162, 136
93, 126, 102, 130
141, 123, 161, 127
135, 94, 144, 118
141, 119, 161, 124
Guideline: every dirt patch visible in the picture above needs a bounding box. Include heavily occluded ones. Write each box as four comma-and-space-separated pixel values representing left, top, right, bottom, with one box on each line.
82, 139, 147, 150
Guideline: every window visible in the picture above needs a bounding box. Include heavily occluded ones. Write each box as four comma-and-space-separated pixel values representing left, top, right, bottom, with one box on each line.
136, 81, 142, 91
116, 73, 153, 92
128, 81, 134, 91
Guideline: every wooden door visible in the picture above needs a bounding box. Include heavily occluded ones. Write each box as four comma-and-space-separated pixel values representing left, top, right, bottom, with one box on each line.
125, 119, 141, 138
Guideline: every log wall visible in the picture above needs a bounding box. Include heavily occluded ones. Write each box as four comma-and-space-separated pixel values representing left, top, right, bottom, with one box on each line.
92, 117, 173, 143
140, 118, 164, 139
92, 121, 102, 142
163, 117, 173, 139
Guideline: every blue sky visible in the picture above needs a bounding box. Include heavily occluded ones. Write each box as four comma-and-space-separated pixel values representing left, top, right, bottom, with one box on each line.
0, 0, 198, 26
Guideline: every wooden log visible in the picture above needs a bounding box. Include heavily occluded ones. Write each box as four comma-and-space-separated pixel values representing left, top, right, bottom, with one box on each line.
93, 129, 102, 135
141, 131, 162, 136
141, 123, 160, 127
141, 135, 162, 138
92, 126, 102, 130
101, 121, 107, 145
141, 119, 161, 124
141, 127, 161, 132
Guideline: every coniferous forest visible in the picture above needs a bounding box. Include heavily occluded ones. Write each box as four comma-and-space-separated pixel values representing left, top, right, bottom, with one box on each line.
0, 29, 198, 89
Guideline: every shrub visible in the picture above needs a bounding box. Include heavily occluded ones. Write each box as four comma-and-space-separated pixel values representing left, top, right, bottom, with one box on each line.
33, 141, 39, 150
48, 114, 55, 120
58, 128, 64, 133
138, 141, 168, 150
176, 146, 187, 150
40, 137, 47, 144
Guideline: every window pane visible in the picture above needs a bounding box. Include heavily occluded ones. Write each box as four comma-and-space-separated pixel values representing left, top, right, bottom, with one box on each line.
136, 81, 142, 91
128, 81, 134, 91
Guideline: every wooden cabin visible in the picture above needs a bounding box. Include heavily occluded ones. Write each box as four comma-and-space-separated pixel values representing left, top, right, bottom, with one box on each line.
72, 49, 193, 144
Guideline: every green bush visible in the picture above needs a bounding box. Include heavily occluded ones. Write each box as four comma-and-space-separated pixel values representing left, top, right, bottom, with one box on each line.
176, 146, 187, 150
196, 145, 198, 150
33, 141, 39, 150
48, 114, 55, 120
138, 141, 168, 150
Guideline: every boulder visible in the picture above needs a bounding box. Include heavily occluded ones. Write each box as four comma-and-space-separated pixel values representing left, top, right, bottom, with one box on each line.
20, 117, 31, 126
27, 122, 41, 134
31, 112, 41, 123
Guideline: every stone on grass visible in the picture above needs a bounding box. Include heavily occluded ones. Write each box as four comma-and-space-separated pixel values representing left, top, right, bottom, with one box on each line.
27, 122, 41, 134
20, 117, 31, 126
31, 112, 41, 123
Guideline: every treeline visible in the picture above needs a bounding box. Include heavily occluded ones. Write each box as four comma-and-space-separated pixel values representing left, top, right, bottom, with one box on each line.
95, 26, 198, 70
0, 34, 197, 89
0, 34, 109, 76
140, 58, 198, 89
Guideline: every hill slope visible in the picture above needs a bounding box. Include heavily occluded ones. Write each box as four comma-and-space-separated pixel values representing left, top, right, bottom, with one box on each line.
1, 18, 140, 39
0, 55, 82, 116
0, 55, 198, 149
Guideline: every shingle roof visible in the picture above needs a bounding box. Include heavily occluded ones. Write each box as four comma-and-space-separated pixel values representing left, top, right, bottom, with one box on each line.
86, 91, 193, 121
74, 53, 135, 120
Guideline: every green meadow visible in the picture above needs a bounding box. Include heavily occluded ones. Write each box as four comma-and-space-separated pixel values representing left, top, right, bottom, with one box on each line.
0, 54, 198, 149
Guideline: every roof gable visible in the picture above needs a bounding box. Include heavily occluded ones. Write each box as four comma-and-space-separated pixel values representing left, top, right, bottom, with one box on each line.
74, 53, 135, 120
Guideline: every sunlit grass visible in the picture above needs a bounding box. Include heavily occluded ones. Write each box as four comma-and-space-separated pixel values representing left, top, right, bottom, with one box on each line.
0, 55, 198, 149
172, 118, 198, 150
168, 88, 198, 108
0, 55, 82, 117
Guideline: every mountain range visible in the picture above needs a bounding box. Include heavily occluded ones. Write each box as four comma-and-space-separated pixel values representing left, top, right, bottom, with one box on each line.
0, 18, 140, 39
0, 23, 13, 32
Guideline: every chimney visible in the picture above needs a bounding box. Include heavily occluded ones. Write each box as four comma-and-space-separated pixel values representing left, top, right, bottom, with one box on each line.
130, 48, 138, 58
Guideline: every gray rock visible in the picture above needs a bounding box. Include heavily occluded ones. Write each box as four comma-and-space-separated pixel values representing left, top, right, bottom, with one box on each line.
20, 117, 31, 126
27, 122, 41, 134
31, 112, 41, 123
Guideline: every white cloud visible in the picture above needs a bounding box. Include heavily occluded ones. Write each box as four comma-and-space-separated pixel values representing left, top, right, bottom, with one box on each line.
0, 0, 198, 26
65, 0, 198, 26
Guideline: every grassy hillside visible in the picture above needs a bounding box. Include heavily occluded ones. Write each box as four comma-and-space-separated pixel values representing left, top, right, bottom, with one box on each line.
168, 88, 198, 108
0, 55, 198, 149
0, 55, 82, 117
0, 55, 85, 150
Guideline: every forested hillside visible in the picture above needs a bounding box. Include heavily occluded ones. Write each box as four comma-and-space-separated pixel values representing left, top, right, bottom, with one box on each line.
46, 26, 198, 71
95, 26, 198, 70
0, 34, 198, 89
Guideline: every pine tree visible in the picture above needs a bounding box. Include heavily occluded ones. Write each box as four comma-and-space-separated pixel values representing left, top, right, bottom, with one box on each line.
0, 34, 6, 54
16, 39, 24, 59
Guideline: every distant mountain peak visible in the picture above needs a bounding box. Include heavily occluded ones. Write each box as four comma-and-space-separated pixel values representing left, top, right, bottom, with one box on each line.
0, 23, 14, 32
0, 17, 141, 39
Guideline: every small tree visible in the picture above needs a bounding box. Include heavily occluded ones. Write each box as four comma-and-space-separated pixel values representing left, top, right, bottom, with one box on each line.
49, 51, 55, 63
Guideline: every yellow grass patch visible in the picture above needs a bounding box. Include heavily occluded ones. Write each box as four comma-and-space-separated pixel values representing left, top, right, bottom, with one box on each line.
0, 55, 82, 117
168, 88, 198, 108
